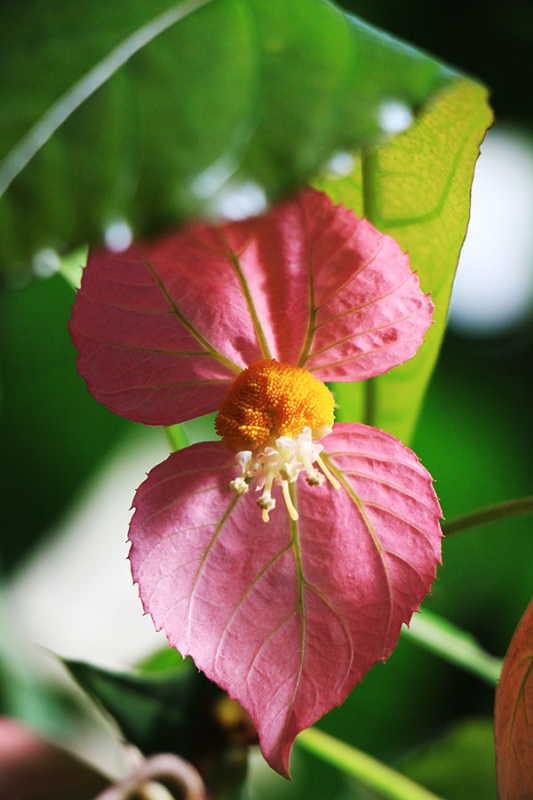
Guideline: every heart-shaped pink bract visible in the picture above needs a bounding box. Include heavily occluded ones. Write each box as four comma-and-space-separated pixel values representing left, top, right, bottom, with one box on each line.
70, 187, 442, 776
129, 425, 441, 775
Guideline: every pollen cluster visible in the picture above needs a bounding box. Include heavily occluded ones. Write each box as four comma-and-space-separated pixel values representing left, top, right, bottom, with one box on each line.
215, 359, 335, 452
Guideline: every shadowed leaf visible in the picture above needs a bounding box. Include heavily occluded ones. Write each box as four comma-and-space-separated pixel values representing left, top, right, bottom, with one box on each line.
1, 0, 459, 277
65, 658, 254, 798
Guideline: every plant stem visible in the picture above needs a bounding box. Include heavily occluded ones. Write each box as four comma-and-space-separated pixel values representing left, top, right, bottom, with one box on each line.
403, 609, 502, 685
93, 753, 206, 800
165, 424, 189, 452
361, 147, 380, 224
363, 376, 377, 427
297, 728, 444, 800
442, 496, 533, 536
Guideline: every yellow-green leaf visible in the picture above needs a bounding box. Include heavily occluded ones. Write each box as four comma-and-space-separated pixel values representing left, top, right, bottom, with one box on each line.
316, 79, 493, 443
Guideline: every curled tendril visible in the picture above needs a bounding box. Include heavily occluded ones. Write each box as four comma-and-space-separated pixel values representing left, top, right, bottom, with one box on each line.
93, 753, 207, 800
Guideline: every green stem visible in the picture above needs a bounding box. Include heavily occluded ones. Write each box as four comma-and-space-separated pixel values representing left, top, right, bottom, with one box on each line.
361, 147, 380, 224
403, 609, 502, 685
363, 377, 376, 426
298, 728, 444, 800
442, 495, 533, 536
164, 424, 189, 452
360, 145, 380, 428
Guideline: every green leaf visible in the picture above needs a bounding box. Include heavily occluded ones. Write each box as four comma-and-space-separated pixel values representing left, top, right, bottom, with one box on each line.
0, 275, 133, 572
65, 655, 217, 757
317, 79, 493, 443
2, 0, 460, 279
64, 655, 255, 796
56, 246, 88, 290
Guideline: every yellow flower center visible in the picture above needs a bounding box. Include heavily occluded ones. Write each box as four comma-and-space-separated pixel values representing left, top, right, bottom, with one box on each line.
215, 359, 335, 452
215, 360, 339, 522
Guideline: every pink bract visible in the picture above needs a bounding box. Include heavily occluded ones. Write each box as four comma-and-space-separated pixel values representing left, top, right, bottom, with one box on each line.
70, 188, 433, 426
129, 425, 441, 776
70, 187, 441, 777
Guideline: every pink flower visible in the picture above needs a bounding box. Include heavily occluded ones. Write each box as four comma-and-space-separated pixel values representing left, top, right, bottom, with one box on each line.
70, 188, 442, 777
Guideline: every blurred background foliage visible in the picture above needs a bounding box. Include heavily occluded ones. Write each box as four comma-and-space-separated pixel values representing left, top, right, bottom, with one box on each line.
1, 0, 532, 797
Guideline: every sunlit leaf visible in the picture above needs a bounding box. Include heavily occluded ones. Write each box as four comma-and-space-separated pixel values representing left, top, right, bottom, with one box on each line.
129, 424, 441, 775
70, 188, 432, 427
1, 0, 459, 277
317, 79, 493, 443
494, 597, 533, 799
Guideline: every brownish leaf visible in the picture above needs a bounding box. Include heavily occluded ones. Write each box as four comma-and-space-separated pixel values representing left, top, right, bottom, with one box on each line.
495, 597, 533, 799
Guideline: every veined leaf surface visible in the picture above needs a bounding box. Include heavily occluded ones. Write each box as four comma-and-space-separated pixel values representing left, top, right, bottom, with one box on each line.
317, 80, 493, 443
129, 425, 442, 775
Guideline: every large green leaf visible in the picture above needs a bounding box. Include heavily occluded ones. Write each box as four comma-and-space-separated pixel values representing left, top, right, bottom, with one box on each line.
2, 0, 460, 279
316, 79, 493, 443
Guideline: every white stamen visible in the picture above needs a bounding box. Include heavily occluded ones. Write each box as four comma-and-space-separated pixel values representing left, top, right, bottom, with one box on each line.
236, 450, 253, 474
230, 427, 338, 521
316, 454, 341, 490
306, 470, 325, 487
281, 481, 299, 521
279, 463, 298, 482
230, 476, 249, 495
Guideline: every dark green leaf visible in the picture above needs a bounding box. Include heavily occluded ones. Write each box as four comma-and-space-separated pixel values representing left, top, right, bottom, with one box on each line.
1, 0, 458, 278
0, 276, 133, 571
65, 656, 214, 757
64, 655, 256, 796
